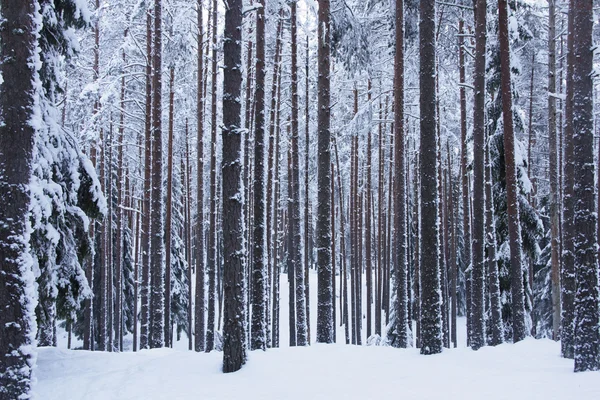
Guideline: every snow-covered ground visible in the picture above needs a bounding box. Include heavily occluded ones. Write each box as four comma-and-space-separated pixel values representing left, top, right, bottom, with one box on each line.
35, 271, 600, 399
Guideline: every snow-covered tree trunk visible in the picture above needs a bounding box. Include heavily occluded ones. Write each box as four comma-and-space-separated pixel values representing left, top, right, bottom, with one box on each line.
419, 0, 443, 355
221, 0, 246, 372
150, 0, 165, 349
571, 0, 600, 372
250, 0, 267, 351
0, 1, 38, 397
498, 0, 526, 344
546, 0, 561, 342
195, 0, 206, 354
470, 0, 487, 351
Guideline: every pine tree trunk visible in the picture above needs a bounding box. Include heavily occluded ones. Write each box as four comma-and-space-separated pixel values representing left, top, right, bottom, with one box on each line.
150, 0, 165, 349
0, 1, 38, 395
304, 35, 312, 345
206, 0, 218, 352
290, 1, 309, 346
546, 0, 561, 342
115, 43, 127, 351
315, 0, 333, 344
498, 0, 527, 343
222, 0, 246, 371
485, 129, 503, 346
470, 0, 487, 351
184, 124, 193, 351
571, 0, 600, 372
266, 11, 283, 349
195, 0, 206, 353
561, 0, 576, 359
419, 0, 442, 355
140, 7, 153, 351
250, 0, 268, 351
366, 81, 373, 340
164, 67, 175, 348
458, 19, 472, 348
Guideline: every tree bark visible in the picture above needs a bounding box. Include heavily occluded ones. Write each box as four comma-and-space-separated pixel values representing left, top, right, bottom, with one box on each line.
571, 0, 600, 372
164, 67, 175, 347
0, 1, 38, 396
195, 0, 206, 353
419, 0, 443, 355
221, 0, 246, 372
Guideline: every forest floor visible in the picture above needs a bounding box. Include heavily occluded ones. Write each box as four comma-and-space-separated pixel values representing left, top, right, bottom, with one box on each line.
35, 271, 600, 399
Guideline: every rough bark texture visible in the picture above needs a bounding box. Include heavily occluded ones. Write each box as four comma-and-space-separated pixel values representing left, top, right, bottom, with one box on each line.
0, 1, 37, 397
547, 0, 561, 342
561, 0, 576, 360
470, 0, 487, 351
393, 0, 408, 348
498, 0, 526, 343
571, 0, 599, 372
206, 0, 218, 353
419, 0, 443, 355
140, 7, 153, 351
150, 0, 165, 349
195, 0, 206, 353
221, 0, 246, 373
290, 2, 309, 346
250, 0, 267, 351
164, 67, 175, 347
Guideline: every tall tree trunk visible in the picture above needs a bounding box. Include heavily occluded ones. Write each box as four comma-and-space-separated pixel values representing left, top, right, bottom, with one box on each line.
250, 0, 268, 351
195, 0, 206, 353
458, 19, 472, 348
115, 41, 127, 351
290, 1, 309, 346
221, 0, 246, 372
366, 81, 373, 340
419, 0, 442, 355
571, 0, 600, 372
315, 0, 333, 344
206, 0, 218, 352
164, 67, 175, 347
546, 0, 561, 342
267, 11, 283, 349
498, 0, 526, 343
561, 0, 576, 359
185, 122, 193, 351
0, 0, 38, 395
470, 0, 487, 351
140, 7, 153, 351
149, 0, 165, 349
305, 34, 312, 345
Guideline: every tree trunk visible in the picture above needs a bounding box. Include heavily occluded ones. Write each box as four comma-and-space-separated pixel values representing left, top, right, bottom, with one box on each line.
206, 0, 218, 352
221, 0, 246, 372
0, 1, 38, 396
547, 0, 561, 342
498, 0, 526, 343
140, 6, 153, 351
458, 19, 472, 348
305, 35, 312, 345
149, 0, 165, 349
250, 0, 267, 351
571, 0, 600, 372
470, 0, 487, 351
195, 0, 206, 353
164, 67, 175, 347
419, 0, 442, 355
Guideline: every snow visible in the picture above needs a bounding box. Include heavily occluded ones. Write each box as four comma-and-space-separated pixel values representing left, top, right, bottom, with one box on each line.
35, 334, 600, 400
34, 271, 600, 399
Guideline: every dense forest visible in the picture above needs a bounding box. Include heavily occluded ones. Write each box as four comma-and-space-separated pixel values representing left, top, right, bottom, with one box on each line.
0, 0, 599, 398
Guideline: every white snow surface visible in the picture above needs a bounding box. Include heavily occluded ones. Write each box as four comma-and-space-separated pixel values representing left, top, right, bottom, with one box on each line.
34, 271, 600, 399
35, 337, 599, 400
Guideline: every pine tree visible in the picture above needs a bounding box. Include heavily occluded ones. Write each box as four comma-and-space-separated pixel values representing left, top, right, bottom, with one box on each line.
470, 0, 487, 351
571, 0, 599, 372
419, 0, 443, 355
250, 0, 267, 351
393, 0, 408, 349
498, 0, 526, 343
0, 1, 39, 397
221, 0, 246, 372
